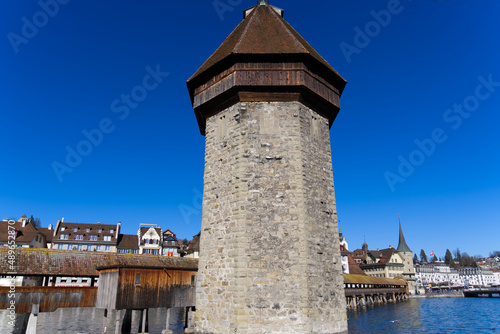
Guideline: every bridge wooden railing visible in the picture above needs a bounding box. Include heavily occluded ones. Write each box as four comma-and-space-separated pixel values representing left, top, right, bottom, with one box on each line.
345, 287, 407, 297
0, 286, 97, 313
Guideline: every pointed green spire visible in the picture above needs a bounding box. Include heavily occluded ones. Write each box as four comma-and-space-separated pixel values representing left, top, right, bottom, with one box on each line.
397, 219, 412, 252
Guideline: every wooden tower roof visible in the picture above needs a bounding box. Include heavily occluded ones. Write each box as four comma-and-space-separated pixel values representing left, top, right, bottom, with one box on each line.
187, 1, 347, 135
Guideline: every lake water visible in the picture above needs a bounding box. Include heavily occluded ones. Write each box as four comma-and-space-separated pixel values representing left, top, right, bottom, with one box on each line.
348, 297, 500, 334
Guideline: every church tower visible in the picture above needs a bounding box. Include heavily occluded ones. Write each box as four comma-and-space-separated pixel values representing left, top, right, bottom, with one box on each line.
187, 2, 348, 333
397, 220, 416, 292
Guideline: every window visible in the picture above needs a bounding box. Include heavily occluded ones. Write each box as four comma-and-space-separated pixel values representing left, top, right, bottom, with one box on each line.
110, 229, 114, 233
75, 235, 83, 240
105, 245, 111, 252
191, 275, 196, 287
86, 228, 90, 232
152, 249, 158, 255
60, 227, 66, 231
103, 236, 111, 241
81, 244, 87, 251
73, 228, 78, 232
98, 229, 102, 233
89, 235, 97, 241
60, 234, 69, 240
135, 274, 141, 286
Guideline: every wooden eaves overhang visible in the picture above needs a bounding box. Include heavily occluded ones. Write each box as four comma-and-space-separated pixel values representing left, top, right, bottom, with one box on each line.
187, 2, 347, 135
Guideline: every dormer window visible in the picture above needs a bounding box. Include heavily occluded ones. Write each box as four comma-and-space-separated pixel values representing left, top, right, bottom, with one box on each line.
98, 228, 103, 233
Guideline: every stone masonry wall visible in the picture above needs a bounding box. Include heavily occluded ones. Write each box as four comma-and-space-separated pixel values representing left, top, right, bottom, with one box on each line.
195, 101, 347, 334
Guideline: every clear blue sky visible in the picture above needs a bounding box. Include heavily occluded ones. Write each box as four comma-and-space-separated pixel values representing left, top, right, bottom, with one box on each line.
1, 0, 499, 258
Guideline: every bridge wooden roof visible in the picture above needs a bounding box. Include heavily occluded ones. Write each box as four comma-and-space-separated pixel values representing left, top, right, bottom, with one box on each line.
344, 274, 407, 286
0, 247, 198, 277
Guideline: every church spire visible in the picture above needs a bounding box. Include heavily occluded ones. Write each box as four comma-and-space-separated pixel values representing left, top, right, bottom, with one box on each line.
397, 217, 412, 252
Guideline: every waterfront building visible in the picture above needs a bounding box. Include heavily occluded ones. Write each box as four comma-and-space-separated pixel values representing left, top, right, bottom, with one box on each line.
116, 234, 139, 254
37, 224, 54, 248
458, 267, 497, 287
360, 247, 405, 279
0, 216, 48, 286
187, 1, 348, 332
137, 223, 162, 255
162, 229, 182, 257
415, 263, 499, 288
0, 216, 47, 248
184, 232, 200, 259
415, 262, 461, 288
52, 219, 121, 252
351, 241, 369, 265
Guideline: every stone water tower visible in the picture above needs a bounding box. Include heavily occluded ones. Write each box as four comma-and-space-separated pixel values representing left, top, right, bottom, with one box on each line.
187, 1, 348, 333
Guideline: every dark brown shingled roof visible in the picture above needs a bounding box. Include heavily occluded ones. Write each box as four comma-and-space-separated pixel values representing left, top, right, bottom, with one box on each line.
138, 227, 162, 238
37, 227, 54, 243
0, 247, 198, 277
187, 3, 345, 84
186, 232, 200, 252
347, 253, 367, 276
0, 220, 44, 245
116, 234, 139, 249
54, 222, 118, 244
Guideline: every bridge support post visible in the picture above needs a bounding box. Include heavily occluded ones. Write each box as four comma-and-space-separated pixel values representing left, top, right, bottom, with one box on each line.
141, 308, 147, 333
26, 304, 39, 334
49, 276, 56, 287
130, 309, 142, 334
161, 307, 174, 334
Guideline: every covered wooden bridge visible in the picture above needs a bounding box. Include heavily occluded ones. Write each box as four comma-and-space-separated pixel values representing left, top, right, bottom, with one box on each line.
343, 274, 408, 309
0, 247, 198, 313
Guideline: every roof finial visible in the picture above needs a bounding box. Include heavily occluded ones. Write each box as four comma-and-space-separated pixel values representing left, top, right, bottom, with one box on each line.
258, 0, 268, 6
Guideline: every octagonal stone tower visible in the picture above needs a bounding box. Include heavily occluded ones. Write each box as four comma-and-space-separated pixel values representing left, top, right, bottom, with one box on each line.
187, 2, 348, 333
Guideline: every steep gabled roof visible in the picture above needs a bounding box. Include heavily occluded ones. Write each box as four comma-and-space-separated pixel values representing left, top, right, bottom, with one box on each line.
188, 2, 344, 84
0, 220, 44, 245
397, 222, 412, 252
347, 254, 367, 276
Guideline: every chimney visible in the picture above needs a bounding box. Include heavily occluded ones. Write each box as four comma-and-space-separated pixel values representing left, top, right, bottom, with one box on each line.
377, 248, 379, 251
116, 222, 121, 239
61, 217, 64, 222
3, 218, 8, 222
55, 219, 61, 235
22, 218, 28, 227
48, 224, 53, 230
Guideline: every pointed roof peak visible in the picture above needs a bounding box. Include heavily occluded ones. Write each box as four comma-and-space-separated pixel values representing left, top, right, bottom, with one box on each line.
397, 219, 412, 252
188, 3, 343, 83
